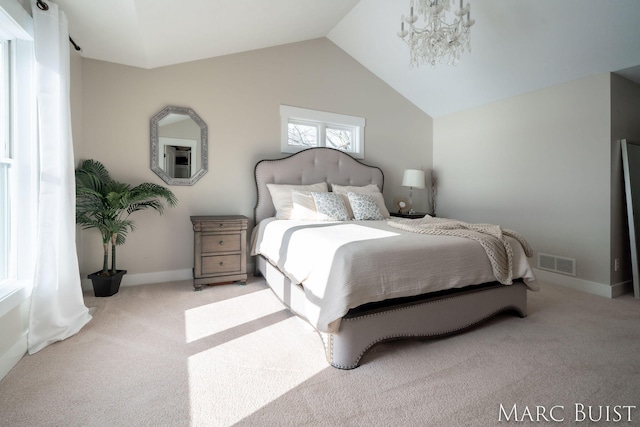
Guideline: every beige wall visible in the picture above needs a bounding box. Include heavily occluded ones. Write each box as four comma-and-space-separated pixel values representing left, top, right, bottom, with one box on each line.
70, 48, 84, 262
434, 74, 612, 287
76, 38, 432, 282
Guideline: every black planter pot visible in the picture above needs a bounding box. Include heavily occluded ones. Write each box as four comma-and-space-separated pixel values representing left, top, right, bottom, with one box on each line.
88, 270, 127, 297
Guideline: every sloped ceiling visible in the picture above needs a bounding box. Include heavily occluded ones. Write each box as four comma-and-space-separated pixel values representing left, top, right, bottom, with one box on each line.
52, 0, 640, 118
329, 0, 640, 117
54, 0, 360, 69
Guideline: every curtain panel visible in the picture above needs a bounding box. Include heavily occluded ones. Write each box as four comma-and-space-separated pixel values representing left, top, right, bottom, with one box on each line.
28, 0, 91, 354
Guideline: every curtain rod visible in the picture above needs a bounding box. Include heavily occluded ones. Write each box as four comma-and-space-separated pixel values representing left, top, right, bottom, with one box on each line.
36, 0, 82, 52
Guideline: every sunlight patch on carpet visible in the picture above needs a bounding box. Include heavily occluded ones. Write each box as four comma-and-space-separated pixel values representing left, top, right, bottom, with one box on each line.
187, 315, 327, 426
184, 289, 285, 343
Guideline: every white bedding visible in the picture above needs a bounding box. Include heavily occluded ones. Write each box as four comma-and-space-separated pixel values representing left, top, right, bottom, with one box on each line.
251, 218, 537, 333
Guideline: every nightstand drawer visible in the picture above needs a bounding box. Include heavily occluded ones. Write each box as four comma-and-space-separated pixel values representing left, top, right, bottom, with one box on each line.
202, 254, 241, 275
196, 220, 244, 232
202, 233, 241, 253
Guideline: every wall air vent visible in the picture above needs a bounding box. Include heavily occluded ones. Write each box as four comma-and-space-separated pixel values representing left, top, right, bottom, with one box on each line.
537, 253, 576, 276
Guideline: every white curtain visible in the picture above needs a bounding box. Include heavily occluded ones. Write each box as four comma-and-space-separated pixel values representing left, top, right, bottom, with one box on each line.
28, 0, 92, 354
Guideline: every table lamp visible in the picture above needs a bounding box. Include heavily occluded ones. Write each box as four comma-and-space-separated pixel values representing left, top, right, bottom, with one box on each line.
402, 169, 425, 214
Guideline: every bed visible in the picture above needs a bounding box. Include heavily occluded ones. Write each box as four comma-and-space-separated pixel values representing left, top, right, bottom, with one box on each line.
251, 147, 536, 369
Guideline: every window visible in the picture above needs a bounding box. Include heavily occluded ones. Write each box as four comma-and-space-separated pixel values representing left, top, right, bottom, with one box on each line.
0, 2, 36, 289
280, 105, 365, 159
0, 38, 11, 281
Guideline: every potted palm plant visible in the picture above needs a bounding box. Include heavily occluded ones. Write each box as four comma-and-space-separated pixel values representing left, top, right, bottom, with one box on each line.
75, 159, 177, 296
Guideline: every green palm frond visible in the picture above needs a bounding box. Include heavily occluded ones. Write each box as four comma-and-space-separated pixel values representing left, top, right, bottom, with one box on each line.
104, 218, 134, 246
132, 182, 178, 207
75, 159, 111, 193
127, 200, 164, 215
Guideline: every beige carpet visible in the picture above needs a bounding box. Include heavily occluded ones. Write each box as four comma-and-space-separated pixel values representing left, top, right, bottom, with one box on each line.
1, 278, 639, 427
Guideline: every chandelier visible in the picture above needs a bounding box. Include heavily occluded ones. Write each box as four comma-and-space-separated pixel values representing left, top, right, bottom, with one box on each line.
398, 0, 475, 67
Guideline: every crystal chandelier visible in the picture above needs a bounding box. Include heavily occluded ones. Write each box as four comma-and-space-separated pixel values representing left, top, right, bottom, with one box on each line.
398, 0, 475, 67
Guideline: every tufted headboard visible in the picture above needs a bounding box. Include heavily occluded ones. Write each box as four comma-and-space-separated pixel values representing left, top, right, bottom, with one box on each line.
254, 148, 384, 224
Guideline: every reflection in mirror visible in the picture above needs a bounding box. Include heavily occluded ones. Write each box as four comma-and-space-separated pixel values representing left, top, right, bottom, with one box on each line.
151, 106, 207, 186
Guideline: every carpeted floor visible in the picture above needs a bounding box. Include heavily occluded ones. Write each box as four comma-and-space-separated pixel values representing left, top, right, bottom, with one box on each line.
0, 278, 639, 427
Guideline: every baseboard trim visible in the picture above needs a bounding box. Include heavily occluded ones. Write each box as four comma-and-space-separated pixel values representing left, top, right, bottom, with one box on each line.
611, 280, 634, 298
81, 269, 193, 290
80, 258, 258, 290
0, 330, 27, 381
532, 268, 629, 298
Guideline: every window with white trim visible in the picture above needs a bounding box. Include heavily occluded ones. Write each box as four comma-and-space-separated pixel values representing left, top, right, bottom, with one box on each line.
0, 2, 37, 289
280, 105, 365, 159
0, 38, 11, 282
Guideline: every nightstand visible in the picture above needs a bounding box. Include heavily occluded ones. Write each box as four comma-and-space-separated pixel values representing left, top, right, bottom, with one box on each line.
190, 215, 248, 291
390, 212, 429, 219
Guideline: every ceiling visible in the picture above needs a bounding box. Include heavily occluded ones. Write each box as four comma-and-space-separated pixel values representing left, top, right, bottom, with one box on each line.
53, 0, 360, 69
50, 0, 640, 118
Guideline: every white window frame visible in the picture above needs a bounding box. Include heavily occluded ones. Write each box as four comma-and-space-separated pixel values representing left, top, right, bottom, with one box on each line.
280, 105, 365, 159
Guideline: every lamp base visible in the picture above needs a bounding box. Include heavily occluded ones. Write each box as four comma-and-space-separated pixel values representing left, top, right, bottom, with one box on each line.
408, 187, 414, 214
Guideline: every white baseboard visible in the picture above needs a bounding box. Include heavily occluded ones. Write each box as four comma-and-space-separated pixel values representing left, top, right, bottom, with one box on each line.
81, 259, 257, 291
81, 268, 193, 291
533, 268, 633, 298
0, 330, 27, 381
0, 283, 29, 381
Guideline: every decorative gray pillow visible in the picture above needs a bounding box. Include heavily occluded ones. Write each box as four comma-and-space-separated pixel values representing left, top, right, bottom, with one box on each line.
331, 184, 390, 219
311, 192, 350, 221
347, 192, 384, 220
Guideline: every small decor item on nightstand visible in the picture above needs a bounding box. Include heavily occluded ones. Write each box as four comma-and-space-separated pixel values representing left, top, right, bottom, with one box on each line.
191, 215, 248, 291
429, 169, 438, 217
395, 196, 409, 214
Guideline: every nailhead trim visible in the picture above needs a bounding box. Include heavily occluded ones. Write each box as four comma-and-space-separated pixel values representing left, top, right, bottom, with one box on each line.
328, 286, 527, 369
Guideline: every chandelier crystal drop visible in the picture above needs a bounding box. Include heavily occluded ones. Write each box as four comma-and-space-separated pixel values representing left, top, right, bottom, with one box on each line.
398, 0, 475, 67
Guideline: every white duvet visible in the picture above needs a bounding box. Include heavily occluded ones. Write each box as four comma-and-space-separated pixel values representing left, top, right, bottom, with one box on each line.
251, 218, 537, 333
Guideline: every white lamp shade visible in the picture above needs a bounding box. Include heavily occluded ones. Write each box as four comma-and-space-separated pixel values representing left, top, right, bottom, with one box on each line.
402, 169, 425, 189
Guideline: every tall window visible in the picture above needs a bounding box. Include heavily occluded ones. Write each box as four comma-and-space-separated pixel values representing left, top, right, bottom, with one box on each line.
0, 38, 11, 281
280, 105, 366, 159
0, 3, 36, 290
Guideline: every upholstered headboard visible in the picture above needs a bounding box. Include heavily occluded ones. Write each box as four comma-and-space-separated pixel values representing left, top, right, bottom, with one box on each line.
254, 148, 384, 224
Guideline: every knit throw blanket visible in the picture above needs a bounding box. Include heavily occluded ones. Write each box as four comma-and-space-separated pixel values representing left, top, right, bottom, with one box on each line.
388, 216, 533, 285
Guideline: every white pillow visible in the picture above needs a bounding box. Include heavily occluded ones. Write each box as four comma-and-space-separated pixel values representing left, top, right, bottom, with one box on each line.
347, 192, 385, 220
290, 191, 319, 220
311, 192, 350, 221
266, 182, 328, 219
331, 184, 390, 219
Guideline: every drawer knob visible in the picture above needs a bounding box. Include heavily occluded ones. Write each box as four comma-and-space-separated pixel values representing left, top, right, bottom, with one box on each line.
219, 240, 224, 245
219, 223, 224, 228
219, 261, 224, 266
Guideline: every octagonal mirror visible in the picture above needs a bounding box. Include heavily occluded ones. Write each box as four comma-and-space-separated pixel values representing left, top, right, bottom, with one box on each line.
151, 106, 208, 186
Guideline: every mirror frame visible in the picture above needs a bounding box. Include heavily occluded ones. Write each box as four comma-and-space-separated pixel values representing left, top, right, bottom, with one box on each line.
150, 105, 208, 186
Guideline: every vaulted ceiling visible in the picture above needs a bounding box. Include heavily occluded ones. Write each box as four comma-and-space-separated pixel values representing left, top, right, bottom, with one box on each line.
52, 0, 640, 117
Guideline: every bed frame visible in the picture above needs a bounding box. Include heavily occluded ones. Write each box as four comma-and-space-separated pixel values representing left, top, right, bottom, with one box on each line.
253, 147, 528, 369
